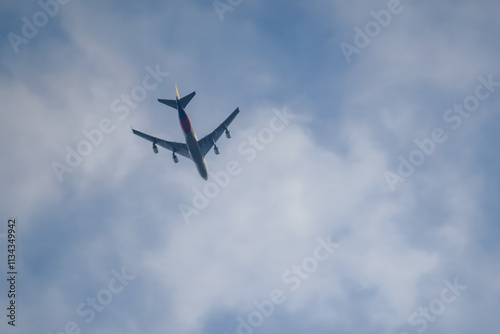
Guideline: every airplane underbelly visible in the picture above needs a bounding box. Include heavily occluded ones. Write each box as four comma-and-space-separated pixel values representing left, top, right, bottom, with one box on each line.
185, 132, 208, 179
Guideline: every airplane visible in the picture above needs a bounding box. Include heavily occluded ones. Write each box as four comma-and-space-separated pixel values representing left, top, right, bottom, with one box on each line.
132, 85, 240, 180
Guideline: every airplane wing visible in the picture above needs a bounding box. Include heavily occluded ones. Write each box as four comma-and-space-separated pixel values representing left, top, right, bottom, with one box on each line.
132, 128, 191, 159
198, 107, 240, 157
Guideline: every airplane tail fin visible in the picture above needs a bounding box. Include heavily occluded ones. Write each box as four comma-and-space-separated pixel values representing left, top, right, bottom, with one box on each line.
158, 87, 196, 109
175, 83, 180, 99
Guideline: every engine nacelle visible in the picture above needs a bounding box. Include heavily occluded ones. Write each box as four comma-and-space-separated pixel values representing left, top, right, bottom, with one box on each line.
214, 145, 220, 155
225, 129, 231, 139
172, 153, 179, 163
152, 143, 159, 154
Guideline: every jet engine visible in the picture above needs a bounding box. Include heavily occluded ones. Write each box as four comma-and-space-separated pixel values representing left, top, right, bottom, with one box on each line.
172, 152, 179, 163
214, 145, 220, 155
152, 143, 159, 154
225, 128, 231, 138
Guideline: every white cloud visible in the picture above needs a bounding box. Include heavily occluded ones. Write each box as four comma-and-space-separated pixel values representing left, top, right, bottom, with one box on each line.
1, 1, 499, 333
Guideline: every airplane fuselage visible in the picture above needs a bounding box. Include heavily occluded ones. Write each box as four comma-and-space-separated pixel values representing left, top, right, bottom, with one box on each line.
177, 101, 208, 180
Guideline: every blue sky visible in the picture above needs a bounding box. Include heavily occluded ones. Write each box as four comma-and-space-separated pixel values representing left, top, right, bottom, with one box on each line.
1, 0, 500, 333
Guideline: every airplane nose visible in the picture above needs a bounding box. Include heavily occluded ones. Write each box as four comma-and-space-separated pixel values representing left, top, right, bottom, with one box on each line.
200, 161, 209, 180
199, 167, 208, 180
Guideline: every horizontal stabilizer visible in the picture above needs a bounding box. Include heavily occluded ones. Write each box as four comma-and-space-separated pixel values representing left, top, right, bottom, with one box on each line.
157, 98, 177, 109
158, 91, 196, 109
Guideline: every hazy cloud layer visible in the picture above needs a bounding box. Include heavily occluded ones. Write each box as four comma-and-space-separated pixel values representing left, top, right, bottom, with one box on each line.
1, 0, 499, 333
